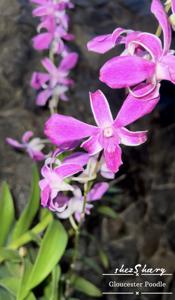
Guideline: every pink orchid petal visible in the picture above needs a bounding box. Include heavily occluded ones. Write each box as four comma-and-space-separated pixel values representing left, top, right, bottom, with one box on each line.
130, 32, 163, 60
45, 114, 98, 146
59, 52, 78, 71
55, 164, 83, 178
87, 182, 109, 202
104, 144, 123, 173
100, 162, 115, 179
100, 55, 155, 88
172, 0, 175, 14
87, 34, 114, 54
159, 54, 175, 83
87, 28, 127, 54
32, 6, 52, 17
81, 135, 102, 156
31, 72, 49, 90
42, 58, 58, 75
22, 131, 33, 143
118, 128, 147, 146
64, 152, 89, 167
32, 33, 52, 50
114, 83, 160, 127
151, 0, 171, 54
36, 89, 52, 106
28, 149, 45, 161
90, 90, 113, 128
40, 184, 50, 207
6, 138, 23, 149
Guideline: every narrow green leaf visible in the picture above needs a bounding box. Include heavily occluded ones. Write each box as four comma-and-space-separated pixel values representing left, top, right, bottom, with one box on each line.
0, 277, 20, 296
25, 293, 36, 300
0, 182, 15, 246
97, 206, 118, 219
17, 259, 33, 300
99, 250, 109, 269
20, 220, 68, 299
71, 276, 101, 297
50, 266, 61, 300
12, 165, 40, 241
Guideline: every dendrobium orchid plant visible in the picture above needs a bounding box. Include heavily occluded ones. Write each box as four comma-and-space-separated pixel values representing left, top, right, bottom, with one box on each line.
5, 0, 175, 298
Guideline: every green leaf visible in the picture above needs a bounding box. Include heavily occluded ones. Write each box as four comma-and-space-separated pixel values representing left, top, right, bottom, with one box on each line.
17, 259, 33, 300
0, 277, 20, 296
12, 165, 40, 241
71, 276, 101, 297
99, 250, 109, 269
50, 266, 61, 300
0, 182, 15, 246
25, 293, 36, 300
97, 206, 118, 219
0, 287, 15, 300
19, 220, 68, 299
0, 248, 20, 263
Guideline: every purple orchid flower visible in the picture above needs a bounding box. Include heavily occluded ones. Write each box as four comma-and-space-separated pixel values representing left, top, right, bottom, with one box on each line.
32, 20, 74, 53
45, 88, 159, 173
32, 0, 70, 30
56, 182, 109, 221
88, 0, 175, 98
31, 52, 78, 105
40, 152, 88, 209
40, 163, 83, 209
6, 131, 45, 161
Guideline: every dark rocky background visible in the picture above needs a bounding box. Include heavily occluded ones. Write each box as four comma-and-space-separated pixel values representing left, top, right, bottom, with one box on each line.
1, 0, 175, 299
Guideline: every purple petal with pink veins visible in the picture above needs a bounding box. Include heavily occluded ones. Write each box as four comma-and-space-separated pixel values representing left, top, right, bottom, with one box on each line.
90, 90, 113, 128
104, 144, 123, 173
45, 114, 98, 146
118, 128, 147, 146
100, 56, 155, 89
151, 0, 171, 54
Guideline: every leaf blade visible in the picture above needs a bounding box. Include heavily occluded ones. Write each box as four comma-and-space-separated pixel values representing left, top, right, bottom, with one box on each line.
0, 182, 15, 246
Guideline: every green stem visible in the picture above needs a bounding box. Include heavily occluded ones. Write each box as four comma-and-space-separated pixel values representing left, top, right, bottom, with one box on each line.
8, 213, 53, 250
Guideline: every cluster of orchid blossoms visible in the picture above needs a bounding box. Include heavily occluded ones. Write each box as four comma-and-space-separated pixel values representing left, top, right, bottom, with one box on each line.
6, 0, 175, 224
30, 0, 78, 111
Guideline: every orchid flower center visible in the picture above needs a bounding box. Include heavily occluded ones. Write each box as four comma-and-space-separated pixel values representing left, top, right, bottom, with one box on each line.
103, 126, 113, 138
